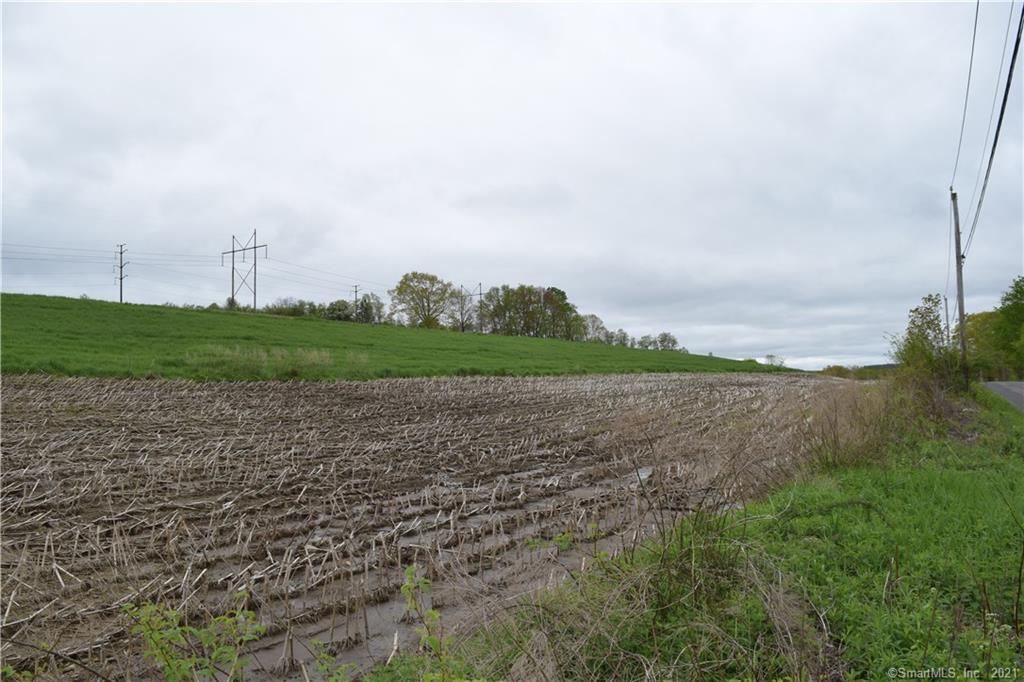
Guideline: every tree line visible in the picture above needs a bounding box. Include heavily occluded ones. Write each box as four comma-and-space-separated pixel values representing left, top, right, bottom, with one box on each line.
388, 272, 684, 350
195, 270, 687, 352
964, 275, 1024, 380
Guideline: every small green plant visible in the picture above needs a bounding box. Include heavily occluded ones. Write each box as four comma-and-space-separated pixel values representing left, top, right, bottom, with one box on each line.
310, 639, 356, 681
400, 566, 446, 667
1, 662, 47, 681
524, 537, 547, 550
124, 600, 266, 681
553, 531, 574, 551
398, 565, 486, 682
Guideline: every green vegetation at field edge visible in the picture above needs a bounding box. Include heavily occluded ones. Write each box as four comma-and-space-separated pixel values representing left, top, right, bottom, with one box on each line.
0, 293, 786, 381
365, 385, 1024, 681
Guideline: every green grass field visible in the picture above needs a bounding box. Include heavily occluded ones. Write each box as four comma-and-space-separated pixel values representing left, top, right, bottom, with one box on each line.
0, 293, 780, 380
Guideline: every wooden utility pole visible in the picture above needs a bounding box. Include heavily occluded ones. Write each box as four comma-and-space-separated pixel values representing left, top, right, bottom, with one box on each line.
951, 189, 969, 386
352, 284, 360, 308
116, 244, 129, 303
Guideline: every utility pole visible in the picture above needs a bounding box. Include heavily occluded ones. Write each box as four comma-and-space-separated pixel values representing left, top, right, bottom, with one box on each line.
951, 189, 969, 387
115, 244, 129, 303
477, 282, 483, 334
221, 230, 268, 310
352, 284, 360, 309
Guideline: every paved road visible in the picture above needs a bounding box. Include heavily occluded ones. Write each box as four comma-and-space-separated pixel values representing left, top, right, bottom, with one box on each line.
986, 382, 1024, 412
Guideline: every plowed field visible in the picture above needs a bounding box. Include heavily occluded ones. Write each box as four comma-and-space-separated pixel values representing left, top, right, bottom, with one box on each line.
0, 373, 842, 678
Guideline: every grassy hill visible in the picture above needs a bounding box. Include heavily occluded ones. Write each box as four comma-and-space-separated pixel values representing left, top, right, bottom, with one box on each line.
0, 293, 784, 380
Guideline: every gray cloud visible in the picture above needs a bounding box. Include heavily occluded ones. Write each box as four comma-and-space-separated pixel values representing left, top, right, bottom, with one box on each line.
2, 2, 1021, 369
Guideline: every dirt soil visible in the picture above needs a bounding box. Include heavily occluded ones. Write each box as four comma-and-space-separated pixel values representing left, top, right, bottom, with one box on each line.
0, 372, 844, 679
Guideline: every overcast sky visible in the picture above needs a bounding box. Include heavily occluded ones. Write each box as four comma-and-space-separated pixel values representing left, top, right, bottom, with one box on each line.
2, 2, 1021, 369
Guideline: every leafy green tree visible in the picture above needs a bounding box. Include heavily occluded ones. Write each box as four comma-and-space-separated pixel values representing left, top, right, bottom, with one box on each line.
964, 311, 1010, 380
323, 299, 354, 321
389, 272, 454, 328
892, 293, 961, 390
994, 276, 1024, 375
656, 332, 679, 351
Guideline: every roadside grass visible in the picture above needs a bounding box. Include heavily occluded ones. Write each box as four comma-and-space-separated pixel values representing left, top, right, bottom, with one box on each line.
749, 386, 1024, 678
0, 294, 784, 381
363, 385, 1024, 681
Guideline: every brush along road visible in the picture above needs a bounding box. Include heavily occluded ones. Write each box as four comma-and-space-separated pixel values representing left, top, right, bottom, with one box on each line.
0, 372, 848, 678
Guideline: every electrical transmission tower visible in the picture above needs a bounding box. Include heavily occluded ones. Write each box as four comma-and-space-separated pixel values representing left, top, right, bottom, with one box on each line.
115, 243, 129, 303
221, 230, 268, 310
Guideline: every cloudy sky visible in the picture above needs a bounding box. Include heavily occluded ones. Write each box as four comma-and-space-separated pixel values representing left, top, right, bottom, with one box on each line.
2, 2, 1021, 369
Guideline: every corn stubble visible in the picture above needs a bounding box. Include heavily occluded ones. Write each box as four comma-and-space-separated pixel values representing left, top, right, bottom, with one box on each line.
0, 372, 848, 678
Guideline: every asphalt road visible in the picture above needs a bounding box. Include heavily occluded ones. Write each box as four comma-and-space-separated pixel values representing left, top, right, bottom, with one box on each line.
985, 382, 1024, 412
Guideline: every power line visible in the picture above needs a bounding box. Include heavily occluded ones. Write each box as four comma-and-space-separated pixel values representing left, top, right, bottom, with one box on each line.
950, 0, 982, 187
964, 0, 1017, 233
130, 250, 219, 258
964, 1, 1024, 257
259, 272, 379, 297
4, 239, 399, 307
260, 263, 386, 295
2, 282, 115, 288
1, 242, 111, 253
2, 242, 219, 263
0, 255, 113, 264
267, 257, 390, 288
2, 272, 111, 277
133, 262, 223, 282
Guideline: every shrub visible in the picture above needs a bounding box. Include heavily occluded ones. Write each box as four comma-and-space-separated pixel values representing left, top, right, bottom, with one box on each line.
124, 601, 265, 681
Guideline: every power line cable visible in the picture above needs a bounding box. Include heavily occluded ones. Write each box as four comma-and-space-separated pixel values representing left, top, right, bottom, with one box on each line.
258, 272, 385, 297
0, 242, 111, 253
132, 263, 224, 282
964, 1, 1024, 256
2, 282, 115, 288
130, 250, 219, 258
260, 263, 386, 294
964, 0, 1016, 230
1, 255, 113, 264
951, 0, 982, 186
267, 257, 390, 288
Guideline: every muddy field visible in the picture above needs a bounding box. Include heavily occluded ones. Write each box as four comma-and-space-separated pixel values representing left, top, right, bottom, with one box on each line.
0, 373, 844, 678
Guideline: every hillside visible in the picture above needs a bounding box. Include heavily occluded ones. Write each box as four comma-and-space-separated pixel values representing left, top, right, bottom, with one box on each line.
0, 293, 783, 380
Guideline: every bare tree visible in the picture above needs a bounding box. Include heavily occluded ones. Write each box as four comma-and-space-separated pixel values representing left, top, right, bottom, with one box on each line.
451, 286, 477, 332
